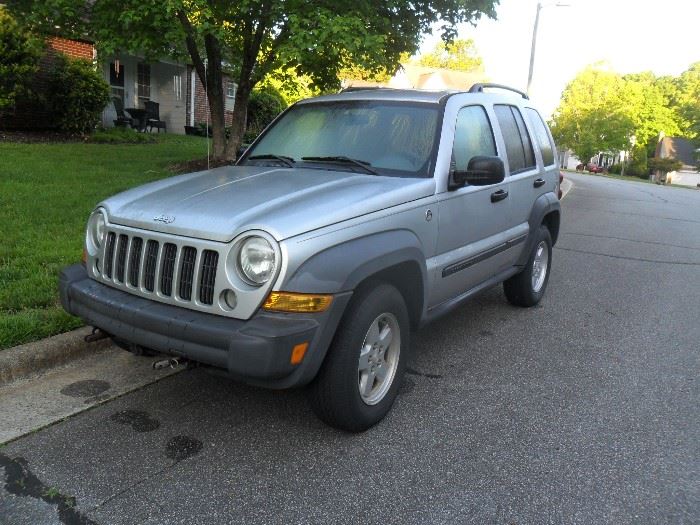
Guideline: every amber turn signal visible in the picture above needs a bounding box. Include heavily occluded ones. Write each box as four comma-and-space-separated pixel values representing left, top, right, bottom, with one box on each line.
290, 342, 309, 365
263, 292, 333, 313
81, 247, 88, 265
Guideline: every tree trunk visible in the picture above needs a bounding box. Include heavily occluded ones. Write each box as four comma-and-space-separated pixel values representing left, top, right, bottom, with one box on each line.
223, 80, 252, 161
205, 65, 226, 161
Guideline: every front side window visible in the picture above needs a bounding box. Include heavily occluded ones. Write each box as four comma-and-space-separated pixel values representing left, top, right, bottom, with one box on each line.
525, 108, 556, 166
243, 101, 441, 177
494, 105, 536, 174
451, 105, 497, 172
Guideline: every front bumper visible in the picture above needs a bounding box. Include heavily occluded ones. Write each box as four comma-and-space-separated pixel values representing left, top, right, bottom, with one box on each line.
59, 264, 351, 388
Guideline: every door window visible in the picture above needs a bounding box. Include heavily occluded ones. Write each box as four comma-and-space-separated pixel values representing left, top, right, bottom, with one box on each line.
525, 108, 556, 166
494, 105, 536, 174
137, 63, 151, 106
452, 105, 497, 172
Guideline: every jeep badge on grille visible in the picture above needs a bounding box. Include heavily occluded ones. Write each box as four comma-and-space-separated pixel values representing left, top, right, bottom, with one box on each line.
153, 215, 175, 224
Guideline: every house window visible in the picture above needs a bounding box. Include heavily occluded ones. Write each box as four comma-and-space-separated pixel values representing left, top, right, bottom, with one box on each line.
226, 80, 236, 99
173, 74, 182, 101
225, 80, 236, 111
109, 62, 125, 103
137, 63, 151, 105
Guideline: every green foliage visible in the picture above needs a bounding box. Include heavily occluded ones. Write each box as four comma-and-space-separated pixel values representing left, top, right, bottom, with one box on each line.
551, 65, 686, 164
608, 163, 622, 174
258, 67, 320, 105
7, 0, 499, 159
0, 6, 42, 112
48, 55, 110, 134
89, 127, 157, 144
415, 38, 483, 72
648, 157, 683, 174
244, 86, 287, 142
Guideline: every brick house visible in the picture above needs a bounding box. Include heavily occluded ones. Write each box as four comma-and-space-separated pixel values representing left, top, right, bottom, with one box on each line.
2, 37, 236, 134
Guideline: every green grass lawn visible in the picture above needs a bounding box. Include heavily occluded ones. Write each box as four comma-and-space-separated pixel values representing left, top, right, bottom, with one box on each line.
0, 134, 211, 349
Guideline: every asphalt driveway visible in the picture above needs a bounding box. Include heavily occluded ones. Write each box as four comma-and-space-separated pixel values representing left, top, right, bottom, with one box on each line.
1, 173, 699, 524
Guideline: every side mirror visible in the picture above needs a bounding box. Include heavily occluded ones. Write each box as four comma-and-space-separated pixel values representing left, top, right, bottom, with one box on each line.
450, 156, 505, 189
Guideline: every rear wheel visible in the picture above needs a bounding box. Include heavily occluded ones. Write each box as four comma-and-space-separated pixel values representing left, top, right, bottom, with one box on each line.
308, 283, 410, 432
504, 225, 552, 307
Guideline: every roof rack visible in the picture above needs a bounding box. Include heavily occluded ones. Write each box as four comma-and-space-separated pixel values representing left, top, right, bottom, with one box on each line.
340, 86, 389, 93
468, 83, 529, 100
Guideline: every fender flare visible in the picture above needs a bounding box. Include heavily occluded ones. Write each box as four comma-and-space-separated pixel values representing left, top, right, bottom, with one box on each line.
517, 192, 561, 266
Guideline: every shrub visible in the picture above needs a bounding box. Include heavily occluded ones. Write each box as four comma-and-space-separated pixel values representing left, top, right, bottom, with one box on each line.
626, 159, 648, 179
608, 163, 622, 174
0, 7, 42, 112
244, 86, 286, 142
89, 127, 157, 144
48, 55, 110, 134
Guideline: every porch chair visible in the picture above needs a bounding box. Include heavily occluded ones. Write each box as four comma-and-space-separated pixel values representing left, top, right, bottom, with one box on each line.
111, 97, 134, 128
144, 101, 167, 133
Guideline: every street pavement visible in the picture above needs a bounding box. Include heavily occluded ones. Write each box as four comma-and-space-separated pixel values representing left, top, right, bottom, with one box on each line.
1, 173, 699, 524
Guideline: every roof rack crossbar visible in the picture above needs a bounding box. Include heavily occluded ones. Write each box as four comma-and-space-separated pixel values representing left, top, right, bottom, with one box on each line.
468, 83, 529, 100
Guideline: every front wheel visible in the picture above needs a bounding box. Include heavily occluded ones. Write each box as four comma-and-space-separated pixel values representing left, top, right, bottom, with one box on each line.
504, 225, 552, 307
307, 283, 410, 432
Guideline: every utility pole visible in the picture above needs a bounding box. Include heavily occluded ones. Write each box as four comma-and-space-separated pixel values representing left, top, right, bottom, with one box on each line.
527, 2, 570, 97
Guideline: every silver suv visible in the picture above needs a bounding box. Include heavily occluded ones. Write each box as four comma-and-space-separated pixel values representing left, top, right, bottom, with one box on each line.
60, 84, 561, 431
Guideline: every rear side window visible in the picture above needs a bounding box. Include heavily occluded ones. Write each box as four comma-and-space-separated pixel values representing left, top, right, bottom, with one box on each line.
525, 108, 556, 166
452, 105, 497, 172
494, 105, 536, 174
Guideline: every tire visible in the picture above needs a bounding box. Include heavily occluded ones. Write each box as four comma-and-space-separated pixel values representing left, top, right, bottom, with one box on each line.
307, 282, 410, 432
504, 225, 552, 307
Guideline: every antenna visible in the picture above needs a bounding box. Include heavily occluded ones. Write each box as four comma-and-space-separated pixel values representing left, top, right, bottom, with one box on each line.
204, 59, 210, 170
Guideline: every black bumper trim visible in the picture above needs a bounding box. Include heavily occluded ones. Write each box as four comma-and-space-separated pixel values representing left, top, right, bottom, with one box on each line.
59, 264, 351, 388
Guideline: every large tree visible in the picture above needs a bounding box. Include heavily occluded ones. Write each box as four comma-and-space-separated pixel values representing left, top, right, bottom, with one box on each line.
415, 38, 483, 72
551, 65, 684, 164
0, 6, 42, 113
10, 0, 498, 161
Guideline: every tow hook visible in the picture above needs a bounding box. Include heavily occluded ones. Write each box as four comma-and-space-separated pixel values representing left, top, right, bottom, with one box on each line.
152, 357, 185, 370
84, 327, 109, 343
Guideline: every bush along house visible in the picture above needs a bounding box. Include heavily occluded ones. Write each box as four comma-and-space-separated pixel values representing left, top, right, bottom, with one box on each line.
3, 36, 236, 134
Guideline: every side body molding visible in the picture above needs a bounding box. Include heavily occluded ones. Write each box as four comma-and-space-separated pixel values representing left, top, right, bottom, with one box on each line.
517, 192, 561, 267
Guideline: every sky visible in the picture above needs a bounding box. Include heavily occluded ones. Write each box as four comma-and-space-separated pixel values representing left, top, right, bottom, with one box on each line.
420, 0, 700, 118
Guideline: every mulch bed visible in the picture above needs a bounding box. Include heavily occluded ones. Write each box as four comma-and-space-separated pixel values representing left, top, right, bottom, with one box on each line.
168, 158, 232, 174
0, 130, 87, 144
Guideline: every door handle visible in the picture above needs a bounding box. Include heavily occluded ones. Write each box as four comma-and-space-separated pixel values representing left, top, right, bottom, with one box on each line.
490, 189, 508, 203
533, 178, 546, 188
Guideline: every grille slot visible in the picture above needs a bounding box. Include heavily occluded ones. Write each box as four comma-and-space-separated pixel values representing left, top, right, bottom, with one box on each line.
143, 240, 159, 292
199, 250, 219, 305
115, 234, 128, 282
128, 237, 143, 287
160, 243, 177, 296
178, 247, 197, 300
104, 232, 116, 278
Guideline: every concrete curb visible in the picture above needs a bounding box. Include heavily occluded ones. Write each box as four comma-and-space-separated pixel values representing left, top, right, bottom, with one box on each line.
561, 177, 573, 199
0, 326, 111, 386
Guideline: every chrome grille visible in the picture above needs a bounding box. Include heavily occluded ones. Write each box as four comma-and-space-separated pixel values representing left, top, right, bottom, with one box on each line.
98, 228, 220, 309
143, 240, 158, 292
178, 247, 197, 301
199, 250, 219, 305
160, 243, 177, 296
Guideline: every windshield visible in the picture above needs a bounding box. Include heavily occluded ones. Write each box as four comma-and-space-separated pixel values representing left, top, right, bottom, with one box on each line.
242, 100, 440, 177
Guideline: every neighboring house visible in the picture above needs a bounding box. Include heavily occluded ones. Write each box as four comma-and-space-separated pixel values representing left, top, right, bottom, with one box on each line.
342, 64, 487, 91
2, 36, 236, 134
654, 136, 700, 187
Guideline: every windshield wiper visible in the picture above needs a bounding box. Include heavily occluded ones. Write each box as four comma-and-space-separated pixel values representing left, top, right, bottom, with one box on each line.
247, 154, 295, 168
301, 156, 379, 175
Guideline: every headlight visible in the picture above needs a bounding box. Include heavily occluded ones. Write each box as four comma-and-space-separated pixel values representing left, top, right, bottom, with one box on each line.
87, 209, 107, 250
238, 236, 276, 285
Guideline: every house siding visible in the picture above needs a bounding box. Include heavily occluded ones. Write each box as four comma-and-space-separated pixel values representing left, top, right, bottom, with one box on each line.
186, 66, 236, 128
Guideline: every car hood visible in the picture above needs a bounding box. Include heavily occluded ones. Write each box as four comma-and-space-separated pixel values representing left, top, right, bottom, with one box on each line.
100, 165, 436, 242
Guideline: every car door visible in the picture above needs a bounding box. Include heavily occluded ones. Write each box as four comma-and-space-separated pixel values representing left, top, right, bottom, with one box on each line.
430, 104, 511, 307
493, 105, 545, 244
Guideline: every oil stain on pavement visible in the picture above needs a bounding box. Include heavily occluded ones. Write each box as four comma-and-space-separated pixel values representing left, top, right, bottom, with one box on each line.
109, 410, 160, 432
60, 380, 111, 398
165, 436, 203, 461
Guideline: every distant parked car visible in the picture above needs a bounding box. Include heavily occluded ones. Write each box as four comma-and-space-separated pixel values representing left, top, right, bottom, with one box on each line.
586, 163, 607, 174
